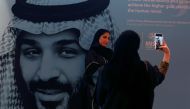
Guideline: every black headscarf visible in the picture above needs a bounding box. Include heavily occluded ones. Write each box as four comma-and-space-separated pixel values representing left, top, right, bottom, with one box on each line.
112, 30, 140, 65
88, 29, 113, 62
90, 29, 110, 48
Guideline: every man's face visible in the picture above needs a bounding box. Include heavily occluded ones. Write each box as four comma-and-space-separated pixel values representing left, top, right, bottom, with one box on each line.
19, 29, 86, 109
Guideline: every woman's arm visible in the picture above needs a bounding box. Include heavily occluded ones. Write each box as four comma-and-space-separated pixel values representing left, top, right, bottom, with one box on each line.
144, 40, 170, 87
158, 40, 170, 75
160, 40, 170, 63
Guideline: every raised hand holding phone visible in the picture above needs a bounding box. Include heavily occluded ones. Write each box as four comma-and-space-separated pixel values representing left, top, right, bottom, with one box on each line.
154, 33, 170, 63
159, 40, 170, 63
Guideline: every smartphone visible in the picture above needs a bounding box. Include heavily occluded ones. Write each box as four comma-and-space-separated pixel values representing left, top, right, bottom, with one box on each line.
154, 33, 163, 50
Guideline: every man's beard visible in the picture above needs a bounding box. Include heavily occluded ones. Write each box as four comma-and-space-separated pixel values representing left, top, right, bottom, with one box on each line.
28, 79, 84, 109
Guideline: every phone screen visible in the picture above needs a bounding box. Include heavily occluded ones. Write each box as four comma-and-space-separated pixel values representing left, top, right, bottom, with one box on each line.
154, 33, 163, 49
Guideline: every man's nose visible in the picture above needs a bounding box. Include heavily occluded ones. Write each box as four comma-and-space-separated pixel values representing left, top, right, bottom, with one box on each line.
37, 55, 60, 81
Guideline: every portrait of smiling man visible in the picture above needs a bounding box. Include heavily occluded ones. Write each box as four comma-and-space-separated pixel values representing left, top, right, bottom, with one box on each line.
0, 0, 117, 109
17, 29, 85, 109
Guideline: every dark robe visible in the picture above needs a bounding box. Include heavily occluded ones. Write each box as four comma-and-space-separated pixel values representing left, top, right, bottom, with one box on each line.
72, 29, 113, 109
95, 30, 166, 109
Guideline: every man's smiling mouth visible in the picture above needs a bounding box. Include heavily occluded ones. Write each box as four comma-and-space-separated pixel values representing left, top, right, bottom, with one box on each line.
34, 90, 70, 109
37, 89, 63, 95
35, 89, 68, 101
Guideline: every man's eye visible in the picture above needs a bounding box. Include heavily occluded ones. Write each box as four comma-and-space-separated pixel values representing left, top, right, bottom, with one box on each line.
58, 48, 78, 58
22, 48, 41, 58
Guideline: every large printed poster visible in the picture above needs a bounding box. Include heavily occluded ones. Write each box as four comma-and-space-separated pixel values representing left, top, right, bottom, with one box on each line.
1, 0, 190, 109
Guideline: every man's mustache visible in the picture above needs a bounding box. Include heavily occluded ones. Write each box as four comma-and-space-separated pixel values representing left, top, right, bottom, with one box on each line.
29, 79, 73, 95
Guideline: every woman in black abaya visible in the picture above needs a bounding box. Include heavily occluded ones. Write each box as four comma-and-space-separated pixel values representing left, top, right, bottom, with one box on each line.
95, 30, 170, 109
81, 29, 113, 109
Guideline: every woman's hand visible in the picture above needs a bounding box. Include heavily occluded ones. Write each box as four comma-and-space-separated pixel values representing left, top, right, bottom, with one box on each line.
159, 40, 170, 63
